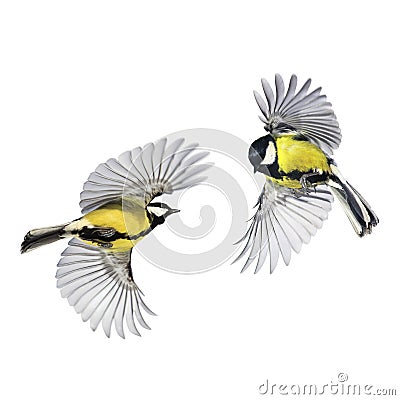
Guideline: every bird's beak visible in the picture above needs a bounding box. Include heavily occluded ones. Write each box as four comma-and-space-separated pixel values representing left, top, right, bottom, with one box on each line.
169, 208, 180, 214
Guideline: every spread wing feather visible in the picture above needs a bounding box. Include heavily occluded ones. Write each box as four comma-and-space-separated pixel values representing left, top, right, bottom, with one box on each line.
57, 239, 155, 338
80, 138, 211, 214
234, 181, 334, 273
254, 74, 341, 155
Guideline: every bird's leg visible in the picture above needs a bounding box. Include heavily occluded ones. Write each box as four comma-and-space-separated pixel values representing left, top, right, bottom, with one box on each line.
92, 228, 116, 238
300, 172, 321, 195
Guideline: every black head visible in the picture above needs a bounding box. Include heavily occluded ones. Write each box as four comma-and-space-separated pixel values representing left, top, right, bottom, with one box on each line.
147, 202, 180, 227
248, 135, 276, 174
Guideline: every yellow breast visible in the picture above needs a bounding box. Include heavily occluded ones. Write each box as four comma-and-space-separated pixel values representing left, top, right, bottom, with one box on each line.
276, 136, 331, 174
265, 136, 331, 189
76, 202, 151, 251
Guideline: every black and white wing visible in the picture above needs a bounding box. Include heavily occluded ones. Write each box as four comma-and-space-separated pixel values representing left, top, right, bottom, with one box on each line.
80, 137, 211, 214
56, 239, 155, 338
253, 74, 341, 155
234, 180, 334, 273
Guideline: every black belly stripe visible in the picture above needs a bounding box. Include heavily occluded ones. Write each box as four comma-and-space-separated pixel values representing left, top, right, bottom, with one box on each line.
285, 169, 329, 184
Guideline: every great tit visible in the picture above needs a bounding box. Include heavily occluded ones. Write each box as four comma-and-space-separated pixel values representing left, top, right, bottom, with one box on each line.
235, 74, 379, 273
21, 138, 210, 337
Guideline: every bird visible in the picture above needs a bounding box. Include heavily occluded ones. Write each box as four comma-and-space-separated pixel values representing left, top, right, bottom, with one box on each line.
234, 74, 379, 273
21, 137, 210, 338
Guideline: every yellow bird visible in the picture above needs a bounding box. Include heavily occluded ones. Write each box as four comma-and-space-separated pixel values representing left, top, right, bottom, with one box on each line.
21, 138, 210, 337
235, 74, 379, 273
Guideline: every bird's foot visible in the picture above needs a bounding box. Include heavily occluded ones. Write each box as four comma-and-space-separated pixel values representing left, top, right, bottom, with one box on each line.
93, 228, 116, 238
300, 173, 320, 195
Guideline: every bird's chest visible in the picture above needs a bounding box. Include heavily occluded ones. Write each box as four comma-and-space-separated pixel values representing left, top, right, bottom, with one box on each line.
77, 205, 150, 251
276, 137, 329, 172
267, 137, 331, 188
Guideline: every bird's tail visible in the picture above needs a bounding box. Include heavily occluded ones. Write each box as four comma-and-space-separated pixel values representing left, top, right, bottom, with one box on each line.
328, 164, 379, 237
21, 223, 70, 253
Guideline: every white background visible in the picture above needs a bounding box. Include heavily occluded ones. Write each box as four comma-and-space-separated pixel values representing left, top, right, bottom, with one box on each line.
1, 1, 399, 399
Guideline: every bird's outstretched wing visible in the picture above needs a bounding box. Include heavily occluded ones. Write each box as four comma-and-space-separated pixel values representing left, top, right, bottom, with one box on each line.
80, 138, 211, 214
57, 238, 155, 338
253, 74, 341, 155
233, 180, 334, 273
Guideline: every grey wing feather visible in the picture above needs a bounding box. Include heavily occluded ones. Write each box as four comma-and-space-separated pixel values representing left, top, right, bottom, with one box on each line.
56, 239, 155, 338
254, 74, 341, 155
233, 180, 333, 273
80, 138, 211, 214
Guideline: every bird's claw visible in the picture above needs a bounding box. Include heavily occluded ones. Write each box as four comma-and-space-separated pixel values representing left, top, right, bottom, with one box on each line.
93, 228, 116, 238
300, 177, 312, 195
299, 173, 320, 196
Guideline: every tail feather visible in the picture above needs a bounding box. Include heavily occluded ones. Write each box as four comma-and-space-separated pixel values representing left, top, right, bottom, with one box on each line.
346, 181, 379, 226
329, 165, 378, 237
21, 223, 69, 253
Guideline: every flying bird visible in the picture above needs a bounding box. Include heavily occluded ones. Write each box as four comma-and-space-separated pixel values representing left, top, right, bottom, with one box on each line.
21, 138, 210, 337
235, 74, 379, 273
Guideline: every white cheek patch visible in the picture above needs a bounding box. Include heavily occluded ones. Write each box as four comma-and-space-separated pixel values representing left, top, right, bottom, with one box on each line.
147, 206, 168, 217
262, 141, 276, 165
